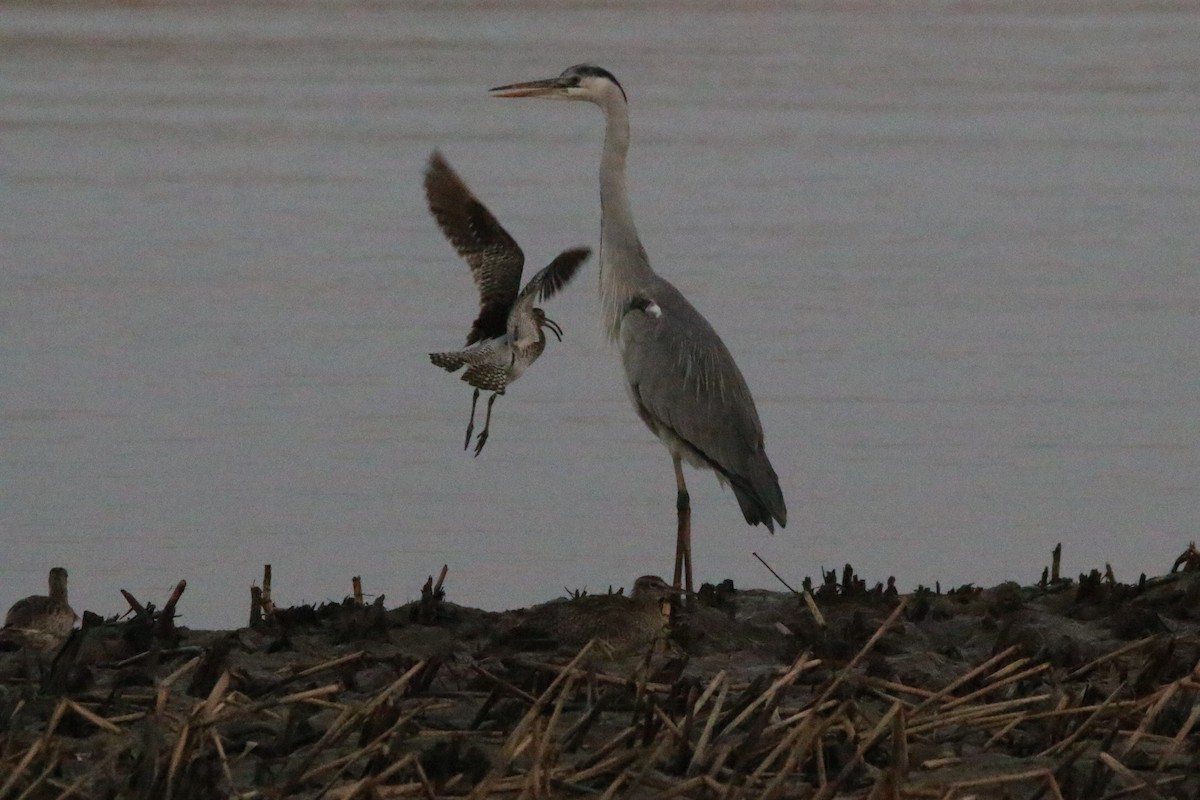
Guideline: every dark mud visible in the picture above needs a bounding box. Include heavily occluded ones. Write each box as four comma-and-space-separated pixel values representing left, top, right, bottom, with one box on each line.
4, 558, 1200, 799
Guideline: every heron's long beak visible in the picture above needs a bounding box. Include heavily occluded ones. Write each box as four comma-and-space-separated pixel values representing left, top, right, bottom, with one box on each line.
490, 77, 571, 99
542, 316, 564, 341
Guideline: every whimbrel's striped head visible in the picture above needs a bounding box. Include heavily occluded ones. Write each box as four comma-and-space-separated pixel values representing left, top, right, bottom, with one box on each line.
532, 308, 563, 342
630, 575, 682, 600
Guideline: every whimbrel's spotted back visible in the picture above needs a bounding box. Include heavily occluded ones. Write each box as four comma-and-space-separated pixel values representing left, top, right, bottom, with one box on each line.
3, 566, 77, 649
499, 575, 680, 651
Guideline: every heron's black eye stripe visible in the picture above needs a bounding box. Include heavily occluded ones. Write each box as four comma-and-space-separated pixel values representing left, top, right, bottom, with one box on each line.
567, 64, 627, 101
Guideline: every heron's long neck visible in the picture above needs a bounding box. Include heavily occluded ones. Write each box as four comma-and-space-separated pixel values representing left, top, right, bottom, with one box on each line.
598, 95, 653, 340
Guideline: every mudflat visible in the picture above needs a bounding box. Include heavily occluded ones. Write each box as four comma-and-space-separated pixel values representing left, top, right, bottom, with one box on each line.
3, 556, 1200, 799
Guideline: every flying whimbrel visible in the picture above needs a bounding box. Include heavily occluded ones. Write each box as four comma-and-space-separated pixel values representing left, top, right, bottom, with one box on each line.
3, 567, 77, 650
425, 150, 590, 456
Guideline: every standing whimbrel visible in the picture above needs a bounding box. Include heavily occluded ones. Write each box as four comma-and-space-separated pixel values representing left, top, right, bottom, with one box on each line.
425, 150, 590, 456
3, 567, 77, 649
501, 575, 681, 651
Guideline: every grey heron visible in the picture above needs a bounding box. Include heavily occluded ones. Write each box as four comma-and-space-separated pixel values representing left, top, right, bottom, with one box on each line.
425, 150, 590, 455
491, 65, 787, 593
3, 567, 76, 648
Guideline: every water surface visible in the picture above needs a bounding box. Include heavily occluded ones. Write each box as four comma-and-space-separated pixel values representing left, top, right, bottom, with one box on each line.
3, 1, 1199, 627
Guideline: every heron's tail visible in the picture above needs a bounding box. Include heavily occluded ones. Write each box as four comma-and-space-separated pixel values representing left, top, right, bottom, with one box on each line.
429, 352, 466, 372
729, 453, 787, 533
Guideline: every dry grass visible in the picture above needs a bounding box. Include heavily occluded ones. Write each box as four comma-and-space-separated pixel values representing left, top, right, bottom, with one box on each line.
3, 570, 1200, 799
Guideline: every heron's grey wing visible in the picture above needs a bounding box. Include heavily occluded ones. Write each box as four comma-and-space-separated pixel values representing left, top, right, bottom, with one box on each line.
619, 280, 786, 531
507, 247, 590, 340
424, 151, 524, 344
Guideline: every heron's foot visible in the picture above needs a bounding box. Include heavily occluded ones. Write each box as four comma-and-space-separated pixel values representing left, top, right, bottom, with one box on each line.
463, 420, 475, 451
472, 429, 489, 457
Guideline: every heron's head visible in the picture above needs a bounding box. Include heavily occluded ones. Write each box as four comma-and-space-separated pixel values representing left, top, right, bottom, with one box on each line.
533, 308, 563, 341
491, 64, 626, 106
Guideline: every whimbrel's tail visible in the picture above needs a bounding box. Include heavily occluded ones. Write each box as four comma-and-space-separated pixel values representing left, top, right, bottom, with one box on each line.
430, 352, 467, 372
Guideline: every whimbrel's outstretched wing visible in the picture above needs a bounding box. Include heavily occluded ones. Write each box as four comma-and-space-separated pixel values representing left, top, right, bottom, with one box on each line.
508, 248, 590, 340
424, 151, 525, 345
519, 248, 591, 304
511, 247, 590, 314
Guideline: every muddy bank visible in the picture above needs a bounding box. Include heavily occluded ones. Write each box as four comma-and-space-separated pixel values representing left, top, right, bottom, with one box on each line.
3, 557, 1200, 799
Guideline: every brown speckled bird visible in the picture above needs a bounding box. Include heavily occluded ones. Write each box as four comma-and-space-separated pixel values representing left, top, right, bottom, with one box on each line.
425, 150, 590, 456
3, 567, 77, 649
503, 575, 681, 651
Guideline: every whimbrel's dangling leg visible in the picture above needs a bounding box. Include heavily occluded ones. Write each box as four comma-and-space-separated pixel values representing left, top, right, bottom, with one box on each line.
472, 392, 500, 457
672, 454, 693, 597
464, 388, 482, 450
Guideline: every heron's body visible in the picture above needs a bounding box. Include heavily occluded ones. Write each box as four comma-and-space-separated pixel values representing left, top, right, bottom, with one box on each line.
492, 65, 786, 591
425, 150, 590, 455
619, 282, 783, 528
3, 567, 76, 649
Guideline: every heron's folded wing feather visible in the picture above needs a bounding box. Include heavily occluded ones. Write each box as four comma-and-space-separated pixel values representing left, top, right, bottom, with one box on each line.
620, 281, 786, 527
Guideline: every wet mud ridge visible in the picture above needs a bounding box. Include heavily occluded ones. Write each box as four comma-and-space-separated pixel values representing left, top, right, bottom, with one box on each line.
4, 556, 1200, 799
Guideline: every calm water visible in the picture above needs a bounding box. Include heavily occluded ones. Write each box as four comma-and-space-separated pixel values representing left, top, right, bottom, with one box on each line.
3, 1, 1198, 628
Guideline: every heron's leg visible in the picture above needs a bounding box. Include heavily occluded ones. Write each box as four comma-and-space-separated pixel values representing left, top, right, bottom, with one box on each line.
672, 454, 693, 597
464, 388, 481, 450
473, 392, 499, 457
